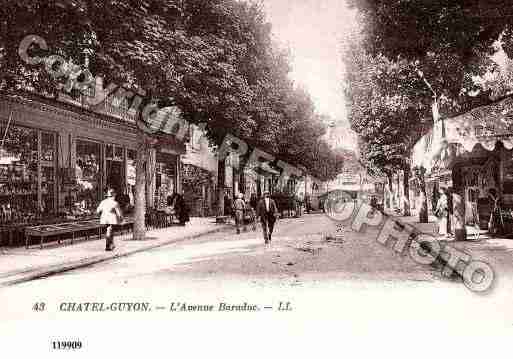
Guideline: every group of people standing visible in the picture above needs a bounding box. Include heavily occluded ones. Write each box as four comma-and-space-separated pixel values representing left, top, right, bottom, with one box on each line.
231, 191, 280, 246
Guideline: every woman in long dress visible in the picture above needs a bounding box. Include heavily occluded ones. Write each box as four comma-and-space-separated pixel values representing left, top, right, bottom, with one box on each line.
435, 187, 448, 238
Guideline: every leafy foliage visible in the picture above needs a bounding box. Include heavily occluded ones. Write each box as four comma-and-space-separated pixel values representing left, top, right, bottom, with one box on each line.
343, 1, 513, 174
343, 29, 430, 175
0, 0, 342, 180
346, 0, 512, 114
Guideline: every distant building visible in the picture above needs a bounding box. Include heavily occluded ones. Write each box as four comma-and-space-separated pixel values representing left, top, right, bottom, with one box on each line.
321, 150, 385, 205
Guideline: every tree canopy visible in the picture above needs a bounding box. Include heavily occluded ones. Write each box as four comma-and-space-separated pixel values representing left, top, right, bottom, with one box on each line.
1, 0, 342, 180
346, 0, 513, 114
343, 27, 430, 177
343, 1, 513, 174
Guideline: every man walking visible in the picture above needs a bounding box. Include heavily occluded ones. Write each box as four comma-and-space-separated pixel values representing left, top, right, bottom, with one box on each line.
96, 188, 123, 251
256, 191, 279, 245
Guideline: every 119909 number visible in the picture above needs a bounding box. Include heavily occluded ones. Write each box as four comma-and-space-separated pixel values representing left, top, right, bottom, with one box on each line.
52, 341, 82, 350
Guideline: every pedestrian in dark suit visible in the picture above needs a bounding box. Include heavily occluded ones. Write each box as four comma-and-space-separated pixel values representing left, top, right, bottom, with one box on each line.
174, 193, 190, 226
167, 192, 190, 226
256, 191, 279, 245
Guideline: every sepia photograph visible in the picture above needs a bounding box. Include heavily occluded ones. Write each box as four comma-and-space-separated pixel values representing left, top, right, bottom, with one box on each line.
1, 1, 513, 357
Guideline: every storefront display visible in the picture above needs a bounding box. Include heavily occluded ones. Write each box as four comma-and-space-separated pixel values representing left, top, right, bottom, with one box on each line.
459, 159, 499, 226
155, 151, 177, 209
106, 143, 125, 194
0, 123, 57, 224
126, 150, 136, 207
0, 94, 186, 246
75, 139, 102, 213
41, 132, 57, 213
182, 163, 214, 216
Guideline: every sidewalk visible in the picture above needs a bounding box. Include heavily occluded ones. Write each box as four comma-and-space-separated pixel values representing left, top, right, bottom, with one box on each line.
0, 217, 231, 287
389, 213, 513, 278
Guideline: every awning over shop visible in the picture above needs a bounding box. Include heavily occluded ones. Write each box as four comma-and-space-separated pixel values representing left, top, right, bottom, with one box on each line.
412, 96, 513, 172
444, 96, 513, 151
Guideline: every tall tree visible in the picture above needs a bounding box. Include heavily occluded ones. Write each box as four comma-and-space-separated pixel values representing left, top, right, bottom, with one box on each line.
1, 0, 343, 235
346, 0, 508, 106
343, 30, 432, 216
343, 1, 513, 219
1, 0, 263, 235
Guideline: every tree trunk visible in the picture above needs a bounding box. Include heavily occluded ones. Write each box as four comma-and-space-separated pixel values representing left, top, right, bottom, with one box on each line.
403, 164, 411, 216
145, 149, 156, 208
418, 167, 429, 223
386, 172, 393, 210
396, 173, 400, 209
217, 157, 226, 216
133, 142, 150, 240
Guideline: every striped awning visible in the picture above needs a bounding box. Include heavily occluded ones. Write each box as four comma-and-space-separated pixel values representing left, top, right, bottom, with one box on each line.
412, 96, 513, 172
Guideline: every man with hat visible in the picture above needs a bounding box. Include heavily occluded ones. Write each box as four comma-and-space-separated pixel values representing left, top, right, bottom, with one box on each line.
256, 190, 279, 245
96, 188, 123, 251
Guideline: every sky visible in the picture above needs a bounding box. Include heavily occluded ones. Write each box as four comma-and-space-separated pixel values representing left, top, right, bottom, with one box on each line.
261, 0, 358, 149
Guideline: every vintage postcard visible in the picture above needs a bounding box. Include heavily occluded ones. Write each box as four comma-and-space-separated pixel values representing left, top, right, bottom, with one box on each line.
1, 1, 512, 357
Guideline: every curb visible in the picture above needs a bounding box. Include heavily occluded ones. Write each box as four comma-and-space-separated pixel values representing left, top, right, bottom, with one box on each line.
0, 224, 232, 288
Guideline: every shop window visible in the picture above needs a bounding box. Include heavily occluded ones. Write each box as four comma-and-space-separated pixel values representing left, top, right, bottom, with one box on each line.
155, 152, 177, 208
126, 150, 136, 206
114, 146, 123, 160
76, 139, 102, 212
106, 144, 114, 159
0, 124, 56, 223
41, 132, 56, 213
41, 132, 55, 162
105, 144, 124, 195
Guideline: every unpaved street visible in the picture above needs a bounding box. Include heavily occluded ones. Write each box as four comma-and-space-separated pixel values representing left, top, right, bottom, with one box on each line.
3, 214, 513, 326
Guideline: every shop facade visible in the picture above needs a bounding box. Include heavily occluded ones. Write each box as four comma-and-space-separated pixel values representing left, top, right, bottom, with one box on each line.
241, 162, 280, 200
180, 124, 217, 217
411, 95, 513, 235
0, 93, 184, 245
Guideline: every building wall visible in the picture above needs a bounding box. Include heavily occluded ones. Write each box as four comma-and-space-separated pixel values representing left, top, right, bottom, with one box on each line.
180, 124, 218, 216
0, 94, 184, 218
